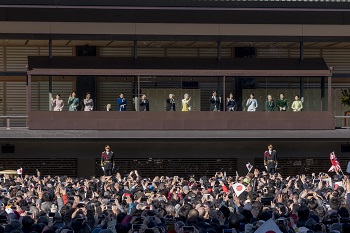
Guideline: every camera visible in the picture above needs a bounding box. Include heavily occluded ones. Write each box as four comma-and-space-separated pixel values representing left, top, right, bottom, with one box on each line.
77, 203, 85, 208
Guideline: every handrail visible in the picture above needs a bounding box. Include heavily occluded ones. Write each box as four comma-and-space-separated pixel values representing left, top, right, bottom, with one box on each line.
0, 116, 28, 129
334, 115, 350, 129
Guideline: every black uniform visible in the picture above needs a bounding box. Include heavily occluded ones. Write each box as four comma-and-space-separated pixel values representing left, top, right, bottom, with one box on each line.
264, 149, 277, 174
101, 151, 115, 176
166, 98, 176, 111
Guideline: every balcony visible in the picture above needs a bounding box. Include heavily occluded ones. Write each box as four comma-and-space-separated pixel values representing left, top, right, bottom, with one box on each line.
24, 56, 334, 130
28, 111, 334, 130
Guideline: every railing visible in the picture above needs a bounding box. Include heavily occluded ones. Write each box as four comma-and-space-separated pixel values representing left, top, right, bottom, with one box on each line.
0, 116, 28, 129
334, 115, 350, 129
1, 114, 348, 130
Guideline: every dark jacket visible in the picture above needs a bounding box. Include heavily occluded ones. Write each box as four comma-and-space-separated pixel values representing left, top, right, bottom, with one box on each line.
140, 99, 150, 111
210, 96, 221, 111
264, 150, 277, 169
166, 98, 176, 111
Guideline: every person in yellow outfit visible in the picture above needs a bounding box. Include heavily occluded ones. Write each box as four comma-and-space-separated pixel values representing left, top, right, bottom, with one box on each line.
182, 93, 191, 111
291, 95, 303, 112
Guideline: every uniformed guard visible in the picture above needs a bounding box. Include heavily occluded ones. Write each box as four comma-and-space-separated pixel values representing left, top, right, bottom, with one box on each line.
101, 145, 115, 176
264, 144, 278, 174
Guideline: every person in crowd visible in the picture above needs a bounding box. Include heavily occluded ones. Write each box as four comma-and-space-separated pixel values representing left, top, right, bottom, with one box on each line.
117, 93, 127, 111
140, 94, 150, 111
52, 94, 64, 111
166, 94, 176, 111
83, 92, 94, 111
265, 94, 275, 112
182, 93, 191, 111
210, 90, 221, 111
264, 144, 278, 174
106, 104, 112, 111
276, 93, 288, 111
68, 91, 79, 111
292, 95, 303, 112
226, 93, 236, 112
100, 145, 115, 176
246, 93, 258, 111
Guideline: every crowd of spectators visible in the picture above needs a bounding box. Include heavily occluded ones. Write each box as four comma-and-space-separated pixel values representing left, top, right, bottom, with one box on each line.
0, 169, 349, 233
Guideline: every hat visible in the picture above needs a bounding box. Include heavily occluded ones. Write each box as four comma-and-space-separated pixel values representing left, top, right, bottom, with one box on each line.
5, 207, 14, 214
105, 145, 110, 149
297, 227, 310, 233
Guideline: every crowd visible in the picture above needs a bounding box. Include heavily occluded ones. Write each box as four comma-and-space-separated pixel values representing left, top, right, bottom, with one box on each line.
51, 90, 303, 112
1, 169, 349, 233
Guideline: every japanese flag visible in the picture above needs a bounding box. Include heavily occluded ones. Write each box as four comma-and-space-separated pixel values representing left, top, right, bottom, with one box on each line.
246, 162, 253, 172
232, 183, 246, 197
254, 218, 282, 233
16, 168, 22, 175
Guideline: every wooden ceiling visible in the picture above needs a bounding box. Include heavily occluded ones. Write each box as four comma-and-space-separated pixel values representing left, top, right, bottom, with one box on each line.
2, 40, 350, 48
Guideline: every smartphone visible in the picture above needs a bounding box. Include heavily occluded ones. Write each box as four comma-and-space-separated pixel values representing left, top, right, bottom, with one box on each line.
145, 206, 150, 210
77, 203, 85, 208
109, 199, 115, 203
313, 179, 320, 184
141, 197, 148, 202
49, 212, 55, 217
277, 219, 285, 225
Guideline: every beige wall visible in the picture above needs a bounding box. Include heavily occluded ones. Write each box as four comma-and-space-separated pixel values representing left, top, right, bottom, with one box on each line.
2, 22, 350, 37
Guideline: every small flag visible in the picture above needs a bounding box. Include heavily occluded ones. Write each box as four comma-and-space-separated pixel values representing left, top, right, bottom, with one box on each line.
246, 162, 253, 172
254, 218, 282, 233
347, 162, 350, 173
334, 181, 343, 190
16, 168, 22, 175
328, 151, 341, 172
236, 171, 239, 178
232, 183, 246, 197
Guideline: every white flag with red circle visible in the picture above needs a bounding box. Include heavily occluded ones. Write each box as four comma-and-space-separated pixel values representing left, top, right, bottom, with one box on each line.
246, 162, 253, 172
232, 183, 246, 197
16, 168, 22, 175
